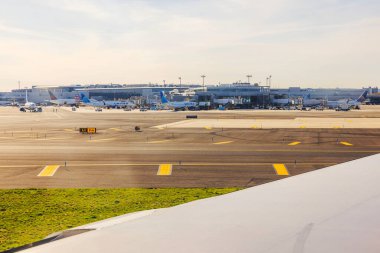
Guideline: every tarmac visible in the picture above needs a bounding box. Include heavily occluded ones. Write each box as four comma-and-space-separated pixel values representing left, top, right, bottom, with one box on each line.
155, 118, 380, 129
0, 106, 379, 188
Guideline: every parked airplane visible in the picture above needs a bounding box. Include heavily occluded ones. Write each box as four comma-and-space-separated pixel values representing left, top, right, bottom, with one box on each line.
302, 94, 322, 106
47, 90, 79, 106
80, 94, 134, 108
20, 89, 42, 112
80, 94, 106, 107
327, 90, 368, 109
160, 91, 197, 110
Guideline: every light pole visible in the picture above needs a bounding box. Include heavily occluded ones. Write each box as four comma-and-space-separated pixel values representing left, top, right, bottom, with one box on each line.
269, 75, 272, 88
246, 75, 252, 84
163, 80, 166, 86
201, 75, 206, 92
179, 77, 182, 88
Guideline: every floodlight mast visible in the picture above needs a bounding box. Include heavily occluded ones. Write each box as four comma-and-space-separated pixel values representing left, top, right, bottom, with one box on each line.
201, 75, 206, 91
269, 75, 272, 88
266, 75, 272, 88
246, 75, 252, 84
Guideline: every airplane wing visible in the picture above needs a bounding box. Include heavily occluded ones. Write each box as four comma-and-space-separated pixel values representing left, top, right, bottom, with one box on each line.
16, 154, 380, 253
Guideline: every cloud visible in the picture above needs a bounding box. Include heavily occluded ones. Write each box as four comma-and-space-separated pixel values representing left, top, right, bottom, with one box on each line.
32, 0, 111, 19
0, 0, 379, 89
0, 22, 39, 37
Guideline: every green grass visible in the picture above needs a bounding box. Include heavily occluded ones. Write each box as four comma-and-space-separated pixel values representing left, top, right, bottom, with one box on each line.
0, 188, 239, 251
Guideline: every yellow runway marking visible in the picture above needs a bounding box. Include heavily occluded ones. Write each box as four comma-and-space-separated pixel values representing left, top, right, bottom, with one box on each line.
273, 164, 289, 176
157, 164, 172, 176
148, 140, 171, 144
204, 126, 213, 130
0, 162, 337, 168
251, 125, 258, 129
109, 128, 123, 131
36, 138, 69, 141
38, 165, 60, 177
213, 141, 234, 145
333, 126, 342, 129
299, 125, 306, 129
64, 129, 75, 132
288, 142, 301, 146
340, 141, 353, 146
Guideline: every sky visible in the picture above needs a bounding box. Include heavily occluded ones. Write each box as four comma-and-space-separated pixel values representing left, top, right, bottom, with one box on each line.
0, 0, 379, 91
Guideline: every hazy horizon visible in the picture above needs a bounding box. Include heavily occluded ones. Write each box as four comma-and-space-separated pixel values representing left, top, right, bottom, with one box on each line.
0, 0, 379, 91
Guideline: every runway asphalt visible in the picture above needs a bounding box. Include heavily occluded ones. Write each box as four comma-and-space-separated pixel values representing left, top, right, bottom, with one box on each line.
0, 106, 379, 188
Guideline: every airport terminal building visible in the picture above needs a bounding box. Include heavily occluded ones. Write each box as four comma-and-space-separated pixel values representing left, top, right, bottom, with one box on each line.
1, 83, 377, 107
196, 83, 271, 109
270, 87, 375, 101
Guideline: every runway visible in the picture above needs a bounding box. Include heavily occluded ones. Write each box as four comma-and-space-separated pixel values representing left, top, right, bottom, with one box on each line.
0, 107, 379, 188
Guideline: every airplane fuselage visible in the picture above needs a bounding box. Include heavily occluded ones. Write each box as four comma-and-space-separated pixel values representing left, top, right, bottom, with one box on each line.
167, 101, 197, 109
50, 99, 78, 106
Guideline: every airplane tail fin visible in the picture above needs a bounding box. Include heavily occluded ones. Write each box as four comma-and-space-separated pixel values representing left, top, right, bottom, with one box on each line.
357, 90, 368, 102
25, 89, 29, 103
48, 90, 58, 100
80, 93, 91, 103
160, 91, 169, 104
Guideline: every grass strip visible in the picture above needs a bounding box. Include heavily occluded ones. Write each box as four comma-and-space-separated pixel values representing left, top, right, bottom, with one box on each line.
0, 188, 239, 251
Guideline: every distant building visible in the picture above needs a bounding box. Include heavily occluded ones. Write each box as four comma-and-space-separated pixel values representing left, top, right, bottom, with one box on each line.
368, 93, 380, 104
